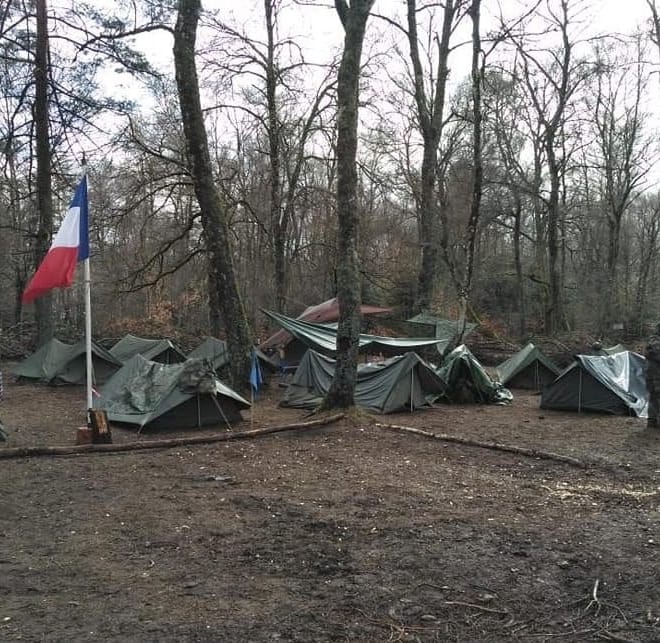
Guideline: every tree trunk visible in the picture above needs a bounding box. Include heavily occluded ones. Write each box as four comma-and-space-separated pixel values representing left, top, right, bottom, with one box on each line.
34, 0, 54, 345
545, 138, 563, 334
409, 0, 455, 313
512, 191, 526, 337
457, 0, 482, 342
264, 0, 286, 312
173, 0, 252, 388
321, 0, 374, 410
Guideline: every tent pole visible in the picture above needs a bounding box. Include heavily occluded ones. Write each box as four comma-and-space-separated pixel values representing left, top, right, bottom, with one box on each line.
578, 368, 582, 413
211, 394, 232, 430
197, 393, 201, 428
410, 368, 414, 413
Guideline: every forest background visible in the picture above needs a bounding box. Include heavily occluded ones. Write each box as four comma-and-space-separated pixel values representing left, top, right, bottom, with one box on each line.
3, 0, 660, 357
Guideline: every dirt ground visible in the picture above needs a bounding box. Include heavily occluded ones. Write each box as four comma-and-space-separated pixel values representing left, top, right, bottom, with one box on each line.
0, 367, 659, 642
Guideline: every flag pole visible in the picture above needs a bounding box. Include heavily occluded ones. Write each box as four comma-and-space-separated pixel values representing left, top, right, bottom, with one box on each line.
84, 253, 93, 414
81, 160, 92, 419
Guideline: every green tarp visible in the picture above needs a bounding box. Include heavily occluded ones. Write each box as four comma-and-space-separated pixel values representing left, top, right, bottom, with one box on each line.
95, 355, 250, 430
437, 345, 512, 404
110, 334, 186, 364
280, 350, 445, 413
496, 342, 560, 390
263, 309, 448, 357
13, 338, 122, 385
540, 351, 647, 417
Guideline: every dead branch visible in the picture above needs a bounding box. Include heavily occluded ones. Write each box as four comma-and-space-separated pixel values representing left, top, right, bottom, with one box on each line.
597, 631, 639, 643
0, 413, 345, 460
374, 422, 587, 468
444, 600, 509, 616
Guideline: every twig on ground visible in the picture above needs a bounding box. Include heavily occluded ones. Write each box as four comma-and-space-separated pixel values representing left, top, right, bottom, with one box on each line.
585, 579, 602, 615
444, 600, 509, 616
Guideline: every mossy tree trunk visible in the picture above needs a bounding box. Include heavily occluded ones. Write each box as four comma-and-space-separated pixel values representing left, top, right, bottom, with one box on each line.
321, 0, 374, 410
173, 0, 251, 388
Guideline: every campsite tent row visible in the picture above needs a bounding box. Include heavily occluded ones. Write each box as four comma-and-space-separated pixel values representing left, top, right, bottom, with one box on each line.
13, 333, 188, 385
13, 335, 251, 431
281, 345, 511, 414
497, 342, 647, 417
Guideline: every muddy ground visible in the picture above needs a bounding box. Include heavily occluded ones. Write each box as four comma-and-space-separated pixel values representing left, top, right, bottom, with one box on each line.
0, 368, 659, 642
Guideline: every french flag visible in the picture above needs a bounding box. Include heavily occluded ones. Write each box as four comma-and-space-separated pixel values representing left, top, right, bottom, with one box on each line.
23, 177, 89, 303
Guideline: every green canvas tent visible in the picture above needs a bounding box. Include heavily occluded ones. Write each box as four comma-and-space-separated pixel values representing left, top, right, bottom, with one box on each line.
408, 313, 477, 353
437, 345, 512, 404
280, 349, 445, 413
263, 310, 448, 359
188, 337, 229, 371
13, 338, 122, 385
109, 334, 186, 364
95, 355, 250, 431
496, 342, 560, 390
540, 351, 647, 417
188, 338, 278, 375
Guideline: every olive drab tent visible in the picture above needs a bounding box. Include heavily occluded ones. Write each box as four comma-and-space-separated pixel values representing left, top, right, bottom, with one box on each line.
407, 313, 477, 354
13, 338, 122, 385
94, 355, 250, 431
437, 345, 512, 404
540, 351, 647, 417
496, 342, 560, 390
109, 334, 186, 364
188, 337, 229, 371
280, 349, 446, 413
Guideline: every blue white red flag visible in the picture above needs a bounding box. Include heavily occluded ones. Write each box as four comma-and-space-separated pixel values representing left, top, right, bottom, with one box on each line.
23, 177, 89, 303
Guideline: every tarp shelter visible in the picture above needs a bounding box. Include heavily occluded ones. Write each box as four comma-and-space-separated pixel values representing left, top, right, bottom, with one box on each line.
260, 297, 392, 366
262, 310, 448, 361
110, 334, 186, 364
437, 345, 512, 404
188, 337, 229, 371
13, 338, 122, 385
496, 342, 560, 390
408, 313, 477, 353
281, 349, 445, 413
540, 351, 647, 417
95, 356, 250, 430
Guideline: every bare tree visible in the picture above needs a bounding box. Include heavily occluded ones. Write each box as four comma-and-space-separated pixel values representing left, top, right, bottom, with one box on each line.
506, 0, 589, 333
586, 37, 651, 333
402, 0, 466, 313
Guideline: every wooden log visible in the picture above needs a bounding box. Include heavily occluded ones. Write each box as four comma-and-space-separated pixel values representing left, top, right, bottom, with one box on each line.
374, 422, 587, 468
0, 413, 345, 460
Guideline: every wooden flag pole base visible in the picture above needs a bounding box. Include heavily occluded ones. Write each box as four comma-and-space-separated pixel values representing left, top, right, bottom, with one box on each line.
88, 409, 112, 444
